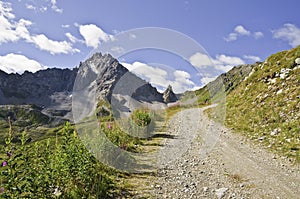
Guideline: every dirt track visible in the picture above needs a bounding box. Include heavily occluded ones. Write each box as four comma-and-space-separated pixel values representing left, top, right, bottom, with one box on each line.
149, 107, 300, 198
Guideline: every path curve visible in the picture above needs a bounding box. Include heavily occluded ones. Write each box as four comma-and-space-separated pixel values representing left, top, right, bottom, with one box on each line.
151, 107, 300, 198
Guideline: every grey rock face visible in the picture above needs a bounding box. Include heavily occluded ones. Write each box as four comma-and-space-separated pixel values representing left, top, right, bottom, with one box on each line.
0, 53, 164, 123
0, 68, 77, 106
162, 85, 178, 103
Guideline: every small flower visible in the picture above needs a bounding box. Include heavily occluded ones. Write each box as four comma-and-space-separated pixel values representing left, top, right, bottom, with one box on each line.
2, 161, 7, 167
0, 187, 4, 194
107, 123, 112, 129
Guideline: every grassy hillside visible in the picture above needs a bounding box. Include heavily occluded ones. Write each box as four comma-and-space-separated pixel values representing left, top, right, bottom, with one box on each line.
193, 64, 254, 106
225, 45, 300, 162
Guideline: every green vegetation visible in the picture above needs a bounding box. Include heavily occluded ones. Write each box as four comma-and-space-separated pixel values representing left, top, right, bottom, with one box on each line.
100, 121, 142, 152
131, 108, 152, 127
223, 45, 300, 162
0, 121, 121, 198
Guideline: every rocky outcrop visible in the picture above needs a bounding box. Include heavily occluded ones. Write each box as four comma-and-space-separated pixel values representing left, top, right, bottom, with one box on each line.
0, 68, 77, 106
0, 53, 164, 123
163, 85, 178, 103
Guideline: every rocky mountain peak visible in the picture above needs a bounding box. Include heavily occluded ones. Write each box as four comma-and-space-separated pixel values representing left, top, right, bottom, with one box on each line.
163, 85, 178, 103
0, 52, 164, 125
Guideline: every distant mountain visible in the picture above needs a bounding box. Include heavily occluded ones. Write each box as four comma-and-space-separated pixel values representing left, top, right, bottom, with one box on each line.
0, 53, 164, 129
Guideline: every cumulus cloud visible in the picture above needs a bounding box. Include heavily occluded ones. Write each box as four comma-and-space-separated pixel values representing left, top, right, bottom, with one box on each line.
234, 25, 250, 36
225, 25, 263, 42
189, 52, 212, 68
0, 1, 78, 55
0, 53, 44, 74
273, 23, 300, 47
79, 24, 114, 48
189, 52, 247, 73
122, 62, 198, 93
29, 34, 80, 54
212, 54, 245, 72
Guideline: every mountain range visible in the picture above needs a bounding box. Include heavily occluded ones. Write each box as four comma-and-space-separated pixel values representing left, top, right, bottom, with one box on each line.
0, 45, 299, 161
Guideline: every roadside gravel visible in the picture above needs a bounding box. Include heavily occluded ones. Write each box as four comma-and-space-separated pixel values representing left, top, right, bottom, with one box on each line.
151, 107, 300, 198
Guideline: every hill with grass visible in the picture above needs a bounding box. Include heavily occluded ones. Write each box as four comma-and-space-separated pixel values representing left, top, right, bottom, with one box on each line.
225, 45, 300, 162
195, 45, 300, 162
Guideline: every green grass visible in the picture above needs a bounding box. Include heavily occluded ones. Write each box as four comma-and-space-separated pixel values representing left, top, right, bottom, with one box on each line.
224, 45, 300, 163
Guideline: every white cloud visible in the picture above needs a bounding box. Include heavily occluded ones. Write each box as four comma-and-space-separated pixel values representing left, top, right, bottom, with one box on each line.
122, 62, 198, 93
0, 53, 44, 74
225, 33, 238, 42
254, 31, 264, 39
30, 34, 80, 54
79, 24, 114, 48
273, 23, 300, 47
0, 15, 19, 43
50, 0, 63, 13
212, 54, 245, 72
62, 24, 70, 28
16, 18, 32, 40
0, 1, 78, 55
25, 4, 36, 11
65, 32, 83, 44
0, 1, 20, 43
65, 33, 76, 43
243, 55, 261, 62
234, 25, 250, 36
225, 25, 263, 42
0, 1, 15, 19
201, 76, 217, 85
189, 52, 248, 73
189, 52, 212, 68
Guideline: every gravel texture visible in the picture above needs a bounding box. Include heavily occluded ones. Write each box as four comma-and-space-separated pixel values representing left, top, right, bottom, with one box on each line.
150, 107, 300, 199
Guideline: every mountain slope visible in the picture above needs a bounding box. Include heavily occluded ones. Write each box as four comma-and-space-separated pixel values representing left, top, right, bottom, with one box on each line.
0, 53, 164, 142
225, 45, 300, 162
191, 63, 254, 105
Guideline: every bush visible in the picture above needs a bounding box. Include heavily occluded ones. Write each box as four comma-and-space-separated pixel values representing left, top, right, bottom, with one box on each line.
131, 109, 152, 127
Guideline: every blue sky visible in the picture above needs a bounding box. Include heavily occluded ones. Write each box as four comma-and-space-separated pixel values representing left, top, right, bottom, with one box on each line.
0, 0, 300, 92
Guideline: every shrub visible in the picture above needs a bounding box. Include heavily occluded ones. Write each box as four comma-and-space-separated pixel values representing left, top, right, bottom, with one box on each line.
131, 109, 152, 127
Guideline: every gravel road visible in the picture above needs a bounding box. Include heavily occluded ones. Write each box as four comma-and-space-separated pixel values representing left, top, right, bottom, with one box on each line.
150, 107, 300, 199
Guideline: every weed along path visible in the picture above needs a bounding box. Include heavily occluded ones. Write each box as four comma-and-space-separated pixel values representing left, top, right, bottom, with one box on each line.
127, 107, 300, 198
